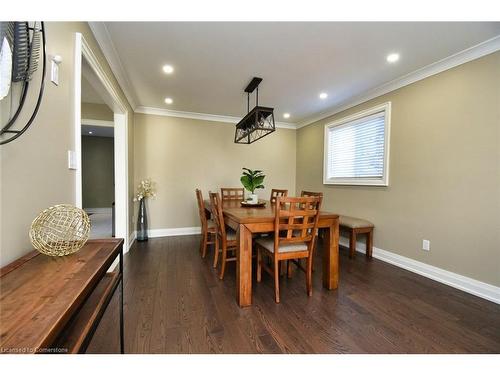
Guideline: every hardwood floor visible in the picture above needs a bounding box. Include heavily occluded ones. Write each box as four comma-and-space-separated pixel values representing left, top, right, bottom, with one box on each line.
88, 235, 500, 354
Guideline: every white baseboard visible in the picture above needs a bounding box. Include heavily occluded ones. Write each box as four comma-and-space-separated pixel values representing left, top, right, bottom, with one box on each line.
339, 236, 500, 305
126, 227, 200, 247
128, 231, 137, 252
148, 227, 201, 238
84, 207, 112, 214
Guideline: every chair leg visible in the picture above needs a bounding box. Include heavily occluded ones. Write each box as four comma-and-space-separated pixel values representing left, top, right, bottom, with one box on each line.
349, 230, 356, 258
306, 256, 313, 297
257, 247, 262, 282
274, 258, 280, 303
199, 230, 204, 255
214, 233, 219, 258
212, 235, 220, 268
279, 261, 286, 276
311, 252, 315, 272
201, 231, 208, 258
219, 245, 227, 280
287, 260, 293, 278
366, 230, 373, 259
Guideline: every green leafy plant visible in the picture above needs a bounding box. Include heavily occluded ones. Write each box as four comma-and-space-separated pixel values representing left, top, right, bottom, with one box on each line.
240, 168, 265, 194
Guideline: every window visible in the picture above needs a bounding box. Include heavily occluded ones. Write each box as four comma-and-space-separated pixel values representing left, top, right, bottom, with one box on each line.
323, 102, 391, 186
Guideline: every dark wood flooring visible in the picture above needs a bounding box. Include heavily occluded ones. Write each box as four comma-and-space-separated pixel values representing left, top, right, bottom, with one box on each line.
88, 235, 500, 354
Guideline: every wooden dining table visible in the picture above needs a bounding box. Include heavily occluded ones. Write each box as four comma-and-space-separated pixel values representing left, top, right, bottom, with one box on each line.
205, 199, 340, 307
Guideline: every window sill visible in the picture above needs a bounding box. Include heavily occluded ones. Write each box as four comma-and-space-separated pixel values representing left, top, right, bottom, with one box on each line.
323, 179, 389, 187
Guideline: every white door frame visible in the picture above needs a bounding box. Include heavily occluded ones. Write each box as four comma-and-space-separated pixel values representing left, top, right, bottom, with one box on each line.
74, 33, 130, 251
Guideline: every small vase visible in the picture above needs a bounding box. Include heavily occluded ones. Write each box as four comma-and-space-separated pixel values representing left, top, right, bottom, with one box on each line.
137, 198, 148, 241
249, 193, 258, 204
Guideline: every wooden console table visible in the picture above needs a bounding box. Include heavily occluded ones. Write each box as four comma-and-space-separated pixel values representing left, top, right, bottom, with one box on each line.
0, 239, 124, 354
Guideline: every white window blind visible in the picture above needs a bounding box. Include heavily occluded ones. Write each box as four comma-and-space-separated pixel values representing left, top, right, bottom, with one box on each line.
324, 103, 390, 186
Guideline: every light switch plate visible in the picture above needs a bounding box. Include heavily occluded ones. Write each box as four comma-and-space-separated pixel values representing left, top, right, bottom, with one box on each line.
68, 150, 77, 170
51, 60, 59, 85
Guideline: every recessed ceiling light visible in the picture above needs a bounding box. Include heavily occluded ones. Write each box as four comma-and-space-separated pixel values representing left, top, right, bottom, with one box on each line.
164, 97, 173, 105
88, 131, 93, 135
283, 113, 290, 119
319, 92, 328, 100
386, 53, 400, 63
162, 65, 174, 74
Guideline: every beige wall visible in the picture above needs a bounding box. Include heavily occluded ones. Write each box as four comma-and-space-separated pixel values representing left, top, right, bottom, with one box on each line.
134, 113, 296, 229
81, 102, 114, 121
296, 52, 500, 286
82, 136, 114, 208
0, 22, 135, 267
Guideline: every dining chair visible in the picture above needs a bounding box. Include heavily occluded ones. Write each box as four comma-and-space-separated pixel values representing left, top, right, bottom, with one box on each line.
301, 190, 323, 198
195, 189, 218, 259
209, 191, 237, 279
300, 190, 325, 262
221, 187, 244, 201
256, 196, 322, 303
270, 189, 288, 204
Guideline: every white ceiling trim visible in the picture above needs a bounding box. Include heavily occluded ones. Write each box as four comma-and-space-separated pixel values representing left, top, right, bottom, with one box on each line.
297, 34, 500, 128
135, 106, 297, 129
81, 118, 114, 127
88, 22, 138, 109
89, 22, 499, 131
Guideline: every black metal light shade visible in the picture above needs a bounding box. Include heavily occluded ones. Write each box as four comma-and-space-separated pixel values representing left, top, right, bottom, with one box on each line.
234, 77, 276, 144
234, 106, 275, 144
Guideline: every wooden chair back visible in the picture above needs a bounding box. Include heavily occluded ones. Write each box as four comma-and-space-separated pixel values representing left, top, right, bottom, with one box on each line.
270, 189, 288, 204
274, 196, 322, 254
300, 190, 323, 198
221, 187, 244, 201
195, 189, 208, 230
209, 192, 227, 241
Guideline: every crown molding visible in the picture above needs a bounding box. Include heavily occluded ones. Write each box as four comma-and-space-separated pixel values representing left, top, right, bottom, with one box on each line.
88, 22, 138, 109
135, 106, 298, 129
297, 35, 500, 129
81, 118, 114, 127
88, 23, 499, 131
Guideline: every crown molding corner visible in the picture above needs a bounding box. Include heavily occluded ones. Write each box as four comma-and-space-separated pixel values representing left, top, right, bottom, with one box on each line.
88, 22, 139, 110
297, 34, 500, 129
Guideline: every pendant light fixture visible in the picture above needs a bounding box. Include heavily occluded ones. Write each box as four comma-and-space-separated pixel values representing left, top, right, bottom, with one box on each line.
234, 77, 275, 144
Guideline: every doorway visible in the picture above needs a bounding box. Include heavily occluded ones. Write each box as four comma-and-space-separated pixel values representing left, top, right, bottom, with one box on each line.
74, 33, 130, 250
81, 125, 115, 238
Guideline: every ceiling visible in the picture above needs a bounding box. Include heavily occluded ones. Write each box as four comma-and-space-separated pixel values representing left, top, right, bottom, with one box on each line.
82, 124, 114, 137
99, 22, 500, 124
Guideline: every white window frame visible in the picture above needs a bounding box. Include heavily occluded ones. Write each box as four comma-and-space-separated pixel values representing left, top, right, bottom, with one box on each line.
323, 102, 391, 186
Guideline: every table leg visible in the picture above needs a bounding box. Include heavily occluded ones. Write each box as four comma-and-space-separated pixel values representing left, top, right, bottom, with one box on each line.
236, 223, 253, 307
322, 218, 339, 290
119, 247, 124, 354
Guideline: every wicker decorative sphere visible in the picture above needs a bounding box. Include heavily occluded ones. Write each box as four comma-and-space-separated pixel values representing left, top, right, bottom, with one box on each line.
29, 204, 91, 256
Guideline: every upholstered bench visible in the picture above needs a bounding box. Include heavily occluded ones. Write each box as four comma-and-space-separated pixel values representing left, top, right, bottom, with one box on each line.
339, 215, 374, 259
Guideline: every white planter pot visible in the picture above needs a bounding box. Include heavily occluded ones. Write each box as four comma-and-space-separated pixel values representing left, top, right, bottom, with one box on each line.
249, 193, 258, 204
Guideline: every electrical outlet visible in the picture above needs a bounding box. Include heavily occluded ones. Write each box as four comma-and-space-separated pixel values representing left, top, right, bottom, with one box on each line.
422, 239, 430, 251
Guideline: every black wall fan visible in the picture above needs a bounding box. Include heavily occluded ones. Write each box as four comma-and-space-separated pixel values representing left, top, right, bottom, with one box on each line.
0, 21, 46, 145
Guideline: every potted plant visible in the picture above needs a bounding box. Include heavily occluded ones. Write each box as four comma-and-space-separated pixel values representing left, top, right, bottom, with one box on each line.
240, 168, 265, 204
